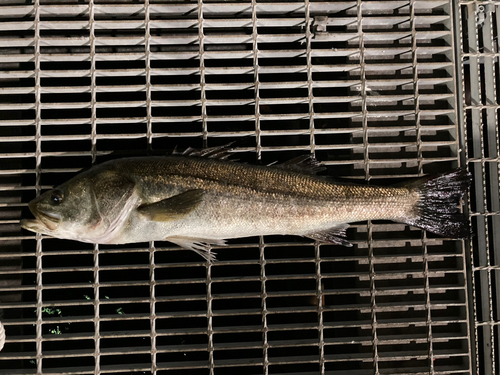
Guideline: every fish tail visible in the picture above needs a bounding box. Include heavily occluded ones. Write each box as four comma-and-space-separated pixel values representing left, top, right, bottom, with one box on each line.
403, 169, 471, 239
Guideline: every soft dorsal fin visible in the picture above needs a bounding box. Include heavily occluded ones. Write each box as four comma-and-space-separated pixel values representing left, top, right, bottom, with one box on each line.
172, 142, 236, 160
273, 155, 326, 176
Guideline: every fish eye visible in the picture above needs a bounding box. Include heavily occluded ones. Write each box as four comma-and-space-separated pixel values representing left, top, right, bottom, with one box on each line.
51, 189, 64, 205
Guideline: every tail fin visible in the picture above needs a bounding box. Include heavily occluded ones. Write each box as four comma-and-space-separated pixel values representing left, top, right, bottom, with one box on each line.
404, 169, 471, 239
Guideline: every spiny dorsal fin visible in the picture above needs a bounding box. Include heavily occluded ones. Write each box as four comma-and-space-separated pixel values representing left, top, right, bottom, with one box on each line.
273, 155, 326, 176
173, 142, 236, 160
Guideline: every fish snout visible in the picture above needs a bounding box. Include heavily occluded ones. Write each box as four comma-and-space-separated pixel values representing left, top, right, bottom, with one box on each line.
28, 199, 61, 231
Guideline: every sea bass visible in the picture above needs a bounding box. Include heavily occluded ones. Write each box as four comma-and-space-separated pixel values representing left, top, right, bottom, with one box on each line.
21, 145, 470, 260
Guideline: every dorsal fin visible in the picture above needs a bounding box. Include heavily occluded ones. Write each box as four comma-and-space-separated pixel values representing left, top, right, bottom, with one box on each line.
273, 155, 326, 176
172, 142, 236, 160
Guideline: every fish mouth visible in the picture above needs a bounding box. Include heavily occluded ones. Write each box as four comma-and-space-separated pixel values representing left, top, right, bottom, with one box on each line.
23, 201, 61, 232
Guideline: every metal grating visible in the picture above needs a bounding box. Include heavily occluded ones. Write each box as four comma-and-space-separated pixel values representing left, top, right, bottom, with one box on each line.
0, 0, 474, 374
458, 2, 500, 375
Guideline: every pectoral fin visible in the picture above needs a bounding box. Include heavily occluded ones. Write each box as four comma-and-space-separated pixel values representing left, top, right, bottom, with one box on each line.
138, 189, 204, 222
305, 224, 352, 247
167, 236, 227, 262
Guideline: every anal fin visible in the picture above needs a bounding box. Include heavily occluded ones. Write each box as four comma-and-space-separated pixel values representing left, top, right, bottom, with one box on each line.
167, 236, 227, 262
305, 224, 352, 247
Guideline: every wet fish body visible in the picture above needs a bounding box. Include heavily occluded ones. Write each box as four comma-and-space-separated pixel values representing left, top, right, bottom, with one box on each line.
21, 146, 470, 260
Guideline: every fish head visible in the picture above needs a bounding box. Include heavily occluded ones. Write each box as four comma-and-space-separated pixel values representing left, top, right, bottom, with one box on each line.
21, 165, 136, 243
21, 176, 101, 241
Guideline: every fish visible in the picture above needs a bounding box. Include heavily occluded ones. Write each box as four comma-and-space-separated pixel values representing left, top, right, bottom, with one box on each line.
21, 144, 471, 261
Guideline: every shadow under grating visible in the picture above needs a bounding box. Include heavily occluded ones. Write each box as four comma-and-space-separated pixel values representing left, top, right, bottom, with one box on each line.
0, 0, 473, 374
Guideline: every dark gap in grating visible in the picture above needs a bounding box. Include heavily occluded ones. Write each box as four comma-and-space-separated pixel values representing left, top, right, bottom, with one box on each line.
260, 103, 309, 115
152, 122, 203, 136
207, 105, 254, 117
258, 42, 305, 52
101, 354, 151, 368
42, 357, 94, 370
93, 14, 146, 22
496, 61, 500, 107
261, 88, 308, 99
471, 217, 481, 271
41, 76, 91, 87
260, 118, 309, 132
40, 46, 90, 54
97, 107, 147, 118
153, 104, 201, 116
259, 57, 307, 67
39, 29, 90, 38
157, 316, 208, 332
0, 29, 33, 38
478, 326, 487, 374
492, 266, 499, 325
0, 47, 34, 56
101, 318, 150, 334
207, 120, 256, 133
1, 109, 35, 121
461, 6, 471, 54
205, 28, 253, 36
260, 134, 310, 148
204, 58, 253, 69
38, 10, 89, 21
260, 72, 308, 83
151, 75, 199, 85
97, 75, 146, 86
479, 64, 487, 106
96, 91, 146, 102
0, 61, 34, 74
156, 371, 209, 375
42, 108, 92, 119
209, 368, 262, 375
153, 91, 202, 101
94, 29, 150, 38
257, 26, 305, 36
41, 139, 92, 155
41, 92, 92, 103
151, 45, 199, 53
465, 107, 475, 154
485, 163, 496, 212
97, 137, 149, 153
97, 60, 146, 70
206, 73, 255, 84
42, 124, 92, 136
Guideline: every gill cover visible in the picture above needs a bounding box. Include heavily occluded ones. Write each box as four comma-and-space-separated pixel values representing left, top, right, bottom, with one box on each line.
91, 170, 136, 224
